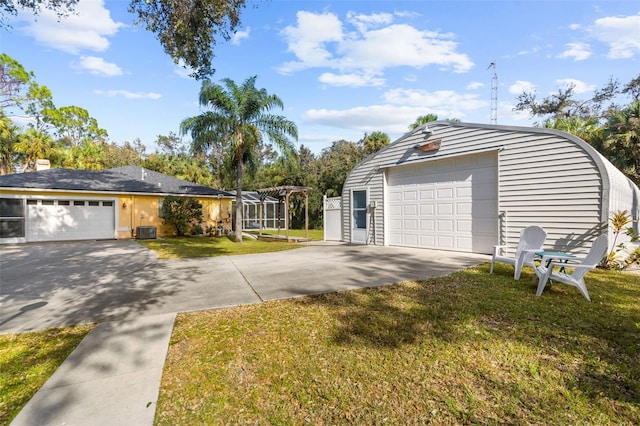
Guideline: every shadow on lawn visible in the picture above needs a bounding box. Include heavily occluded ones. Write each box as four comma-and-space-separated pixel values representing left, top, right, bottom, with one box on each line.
298, 261, 640, 408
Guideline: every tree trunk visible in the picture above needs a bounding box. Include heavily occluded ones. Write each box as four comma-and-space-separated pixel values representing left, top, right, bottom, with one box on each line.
234, 157, 243, 243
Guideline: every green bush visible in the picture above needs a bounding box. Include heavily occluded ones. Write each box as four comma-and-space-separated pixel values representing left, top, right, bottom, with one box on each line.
161, 196, 203, 236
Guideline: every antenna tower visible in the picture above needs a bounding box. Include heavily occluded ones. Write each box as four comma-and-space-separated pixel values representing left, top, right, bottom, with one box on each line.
488, 61, 498, 124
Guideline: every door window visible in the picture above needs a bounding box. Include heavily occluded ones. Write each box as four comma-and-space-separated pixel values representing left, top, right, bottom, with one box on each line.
352, 190, 367, 229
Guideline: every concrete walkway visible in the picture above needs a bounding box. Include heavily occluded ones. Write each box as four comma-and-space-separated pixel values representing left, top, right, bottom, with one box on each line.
11, 314, 175, 426
3, 240, 490, 425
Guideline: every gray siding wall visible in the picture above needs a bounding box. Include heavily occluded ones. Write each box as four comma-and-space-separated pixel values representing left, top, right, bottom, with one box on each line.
342, 122, 618, 255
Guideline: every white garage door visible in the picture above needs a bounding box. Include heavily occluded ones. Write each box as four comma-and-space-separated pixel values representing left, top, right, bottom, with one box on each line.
388, 152, 498, 254
26, 199, 115, 242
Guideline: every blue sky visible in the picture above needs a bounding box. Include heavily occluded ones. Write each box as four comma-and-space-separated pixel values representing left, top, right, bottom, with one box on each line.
2, 0, 639, 154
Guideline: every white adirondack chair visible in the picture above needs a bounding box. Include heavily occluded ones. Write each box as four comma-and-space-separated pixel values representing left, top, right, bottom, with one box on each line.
535, 234, 609, 301
490, 225, 547, 280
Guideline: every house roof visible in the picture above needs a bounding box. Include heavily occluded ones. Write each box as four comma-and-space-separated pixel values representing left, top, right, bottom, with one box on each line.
0, 165, 233, 197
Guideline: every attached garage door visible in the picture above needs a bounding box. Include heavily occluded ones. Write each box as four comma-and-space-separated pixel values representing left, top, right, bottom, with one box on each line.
388, 152, 498, 253
26, 199, 115, 242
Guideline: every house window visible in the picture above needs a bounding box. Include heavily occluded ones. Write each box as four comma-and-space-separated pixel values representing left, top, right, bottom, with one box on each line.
26, 199, 37, 205
88, 201, 100, 206
0, 198, 25, 238
158, 199, 164, 218
102, 201, 113, 207
74, 201, 85, 206
58, 200, 70, 206
42, 200, 54, 205
352, 190, 367, 230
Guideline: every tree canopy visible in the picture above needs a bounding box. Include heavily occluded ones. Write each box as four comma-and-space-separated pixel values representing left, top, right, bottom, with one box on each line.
129, 0, 248, 79
0, 0, 78, 27
514, 74, 640, 184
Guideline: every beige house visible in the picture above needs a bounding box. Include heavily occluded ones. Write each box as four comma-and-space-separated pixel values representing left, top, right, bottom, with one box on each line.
0, 166, 233, 244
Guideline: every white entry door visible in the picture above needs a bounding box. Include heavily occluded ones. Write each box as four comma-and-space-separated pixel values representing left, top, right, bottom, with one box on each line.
388, 152, 498, 253
351, 189, 368, 244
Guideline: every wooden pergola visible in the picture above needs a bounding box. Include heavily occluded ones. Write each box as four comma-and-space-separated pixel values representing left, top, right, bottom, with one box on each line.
256, 185, 311, 241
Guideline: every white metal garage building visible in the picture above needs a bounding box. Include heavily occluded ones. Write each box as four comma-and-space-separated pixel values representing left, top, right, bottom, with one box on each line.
341, 122, 640, 255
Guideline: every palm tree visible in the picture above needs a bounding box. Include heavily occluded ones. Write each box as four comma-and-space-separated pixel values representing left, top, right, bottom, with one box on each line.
409, 113, 438, 131
602, 100, 640, 183
181, 76, 298, 242
361, 131, 390, 155
14, 127, 55, 172
0, 112, 18, 175
542, 116, 603, 144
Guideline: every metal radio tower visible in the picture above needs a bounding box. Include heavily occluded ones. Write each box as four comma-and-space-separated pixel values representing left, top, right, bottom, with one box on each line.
488, 61, 498, 124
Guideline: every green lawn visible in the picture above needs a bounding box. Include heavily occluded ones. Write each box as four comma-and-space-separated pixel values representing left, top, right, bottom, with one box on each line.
156, 264, 640, 425
0, 325, 94, 425
137, 235, 305, 259
247, 228, 324, 241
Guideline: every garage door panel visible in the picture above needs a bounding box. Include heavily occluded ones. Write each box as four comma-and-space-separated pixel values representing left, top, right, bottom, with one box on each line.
457, 220, 472, 232
388, 152, 498, 253
437, 220, 454, 231
403, 190, 417, 201
389, 192, 402, 202
420, 204, 434, 215
403, 219, 418, 230
457, 236, 473, 250
404, 234, 418, 246
420, 235, 435, 246
27, 199, 114, 242
420, 219, 435, 231
437, 235, 455, 249
456, 202, 472, 215
420, 189, 434, 200
404, 204, 418, 215
437, 203, 453, 215
456, 187, 472, 197
436, 188, 453, 199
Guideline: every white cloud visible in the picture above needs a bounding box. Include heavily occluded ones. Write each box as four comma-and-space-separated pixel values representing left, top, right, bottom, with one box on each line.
302, 88, 487, 135
94, 90, 162, 100
19, 0, 123, 53
590, 13, 640, 59
318, 72, 385, 87
346, 11, 394, 33
302, 105, 423, 135
279, 11, 343, 73
569, 23, 582, 30
232, 27, 250, 45
279, 10, 474, 81
76, 56, 122, 76
383, 88, 485, 111
509, 80, 536, 95
557, 42, 592, 61
467, 81, 484, 90
339, 24, 474, 73
555, 78, 596, 94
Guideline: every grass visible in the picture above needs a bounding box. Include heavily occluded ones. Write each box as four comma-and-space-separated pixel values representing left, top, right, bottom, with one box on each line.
247, 228, 324, 241
138, 235, 305, 259
155, 264, 640, 425
0, 325, 94, 425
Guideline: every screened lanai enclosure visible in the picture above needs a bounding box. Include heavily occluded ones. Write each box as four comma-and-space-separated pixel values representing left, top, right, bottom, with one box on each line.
232, 186, 311, 242
231, 191, 281, 230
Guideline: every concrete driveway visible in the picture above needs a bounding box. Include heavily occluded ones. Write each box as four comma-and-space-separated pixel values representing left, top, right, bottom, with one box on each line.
0, 240, 490, 334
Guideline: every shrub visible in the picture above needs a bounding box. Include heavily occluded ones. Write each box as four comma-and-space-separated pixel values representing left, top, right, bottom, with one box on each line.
161, 196, 203, 236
